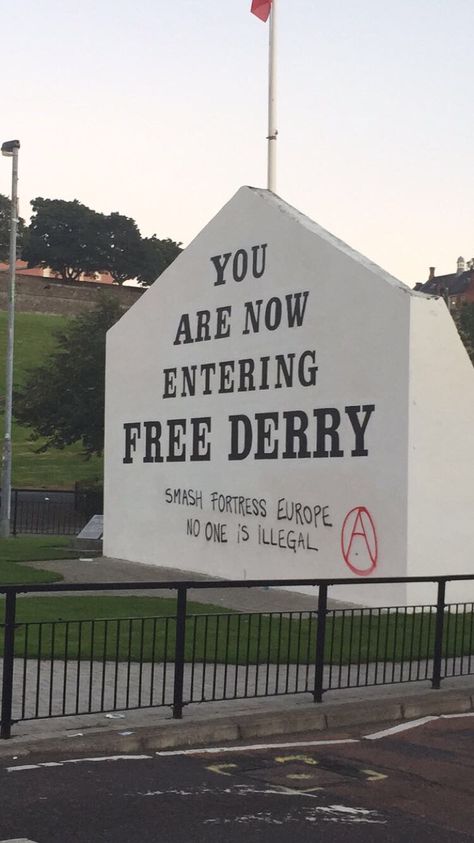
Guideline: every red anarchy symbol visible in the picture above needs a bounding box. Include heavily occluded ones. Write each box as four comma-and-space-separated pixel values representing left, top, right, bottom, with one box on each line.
341, 506, 378, 576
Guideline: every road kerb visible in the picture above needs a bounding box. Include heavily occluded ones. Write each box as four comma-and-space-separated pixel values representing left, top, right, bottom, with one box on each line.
402, 695, 472, 719
238, 710, 327, 740
325, 701, 404, 730
0, 687, 472, 760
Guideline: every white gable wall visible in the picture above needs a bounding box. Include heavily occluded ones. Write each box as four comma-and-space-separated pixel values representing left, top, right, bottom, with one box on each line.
104, 187, 473, 608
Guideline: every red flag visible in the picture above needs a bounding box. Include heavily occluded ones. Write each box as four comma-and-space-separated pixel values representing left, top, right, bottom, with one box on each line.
251, 0, 272, 22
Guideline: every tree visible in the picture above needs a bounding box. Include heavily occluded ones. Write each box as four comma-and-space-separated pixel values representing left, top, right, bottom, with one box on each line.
453, 302, 474, 364
0, 193, 25, 261
22, 195, 182, 285
14, 296, 123, 457
23, 197, 104, 281
99, 212, 143, 284
136, 235, 182, 286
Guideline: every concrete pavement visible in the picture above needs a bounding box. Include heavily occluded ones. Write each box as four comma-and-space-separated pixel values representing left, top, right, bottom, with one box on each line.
26, 555, 356, 609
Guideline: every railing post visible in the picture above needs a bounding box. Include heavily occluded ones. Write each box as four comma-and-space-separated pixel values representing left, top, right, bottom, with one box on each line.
313, 583, 328, 703
432, 579, 446, 690
1, 590, 17, 738
173, 586, 187, 719
12, 489, 18, 537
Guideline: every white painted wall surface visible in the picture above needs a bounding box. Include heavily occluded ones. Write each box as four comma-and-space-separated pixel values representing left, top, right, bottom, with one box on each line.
104, 187, 474, 607
406, 295, 474, 605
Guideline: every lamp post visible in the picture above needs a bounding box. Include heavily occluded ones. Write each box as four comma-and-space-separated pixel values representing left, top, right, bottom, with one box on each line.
0, 139, 20, 538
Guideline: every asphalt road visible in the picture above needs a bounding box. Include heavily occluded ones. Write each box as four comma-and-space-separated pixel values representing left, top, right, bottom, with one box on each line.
0, 716, 472, 842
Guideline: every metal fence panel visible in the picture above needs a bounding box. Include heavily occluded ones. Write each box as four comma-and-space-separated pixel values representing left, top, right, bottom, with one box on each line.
0, 575, 473, 738
1, 489, 94, 536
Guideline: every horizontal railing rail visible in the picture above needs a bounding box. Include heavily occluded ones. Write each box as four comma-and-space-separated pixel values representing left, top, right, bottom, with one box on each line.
1, 573, 474, 594
0, 574, 473, 738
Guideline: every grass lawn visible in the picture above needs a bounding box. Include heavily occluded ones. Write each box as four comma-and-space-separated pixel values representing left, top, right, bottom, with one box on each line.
0, 536, 74, 584
1, 536, 471, 665
4, 595, 472, 665
8, 423, 103, 487
0, 311, 102, 488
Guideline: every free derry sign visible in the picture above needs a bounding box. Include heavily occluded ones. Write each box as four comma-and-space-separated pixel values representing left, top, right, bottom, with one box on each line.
104, 188, 474, 606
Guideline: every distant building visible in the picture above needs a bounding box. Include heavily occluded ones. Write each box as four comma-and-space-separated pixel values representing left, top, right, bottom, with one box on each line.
414, 257, 474, 307
0, 259, 115, 285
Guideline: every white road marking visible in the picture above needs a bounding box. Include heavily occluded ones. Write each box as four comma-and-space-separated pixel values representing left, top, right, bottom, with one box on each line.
138, 781, 382, 814
363, 716, 438, 740
155, 738, 359, 757
315, 804, 386, 824
6, 755, 151, 773
440, 712, 474, 719
157, 712, 473, 757
0, 839, 40, 842
140, 784, 313, 798
200, 799, 386, 826
5, 712, 471, 776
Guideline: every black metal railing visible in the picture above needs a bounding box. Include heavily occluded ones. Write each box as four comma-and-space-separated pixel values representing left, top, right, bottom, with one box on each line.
1, 489, 93, 536
0, 575, 473, 738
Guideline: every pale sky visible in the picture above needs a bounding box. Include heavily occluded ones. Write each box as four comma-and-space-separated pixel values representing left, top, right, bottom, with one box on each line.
2, 0, 473, 286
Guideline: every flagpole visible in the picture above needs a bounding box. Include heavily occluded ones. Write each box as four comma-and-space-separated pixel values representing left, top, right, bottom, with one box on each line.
267, 0, 277, 191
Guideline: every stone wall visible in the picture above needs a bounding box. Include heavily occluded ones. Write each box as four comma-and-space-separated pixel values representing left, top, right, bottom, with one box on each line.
0, 272, 144, 317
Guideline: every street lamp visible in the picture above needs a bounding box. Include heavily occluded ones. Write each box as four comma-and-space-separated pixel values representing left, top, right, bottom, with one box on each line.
0, 139, 20, 538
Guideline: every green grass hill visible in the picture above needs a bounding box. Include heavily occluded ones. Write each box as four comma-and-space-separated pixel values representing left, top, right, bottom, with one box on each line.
0, 311, 102, 488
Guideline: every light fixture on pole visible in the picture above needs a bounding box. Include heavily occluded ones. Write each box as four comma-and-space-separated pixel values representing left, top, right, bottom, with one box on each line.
0, 139, 20, 538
